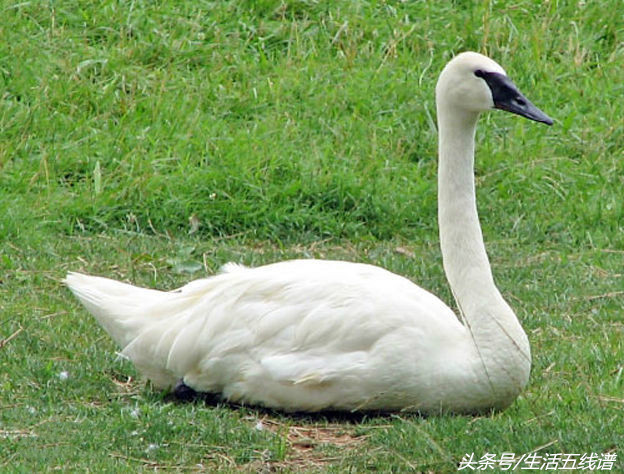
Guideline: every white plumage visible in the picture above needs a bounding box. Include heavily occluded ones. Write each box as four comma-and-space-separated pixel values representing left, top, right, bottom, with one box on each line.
65, 52, 552, 413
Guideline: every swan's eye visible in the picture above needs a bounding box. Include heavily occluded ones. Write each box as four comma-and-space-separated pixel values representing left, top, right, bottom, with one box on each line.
513, 97, 527, 107
474, 69, 486, 78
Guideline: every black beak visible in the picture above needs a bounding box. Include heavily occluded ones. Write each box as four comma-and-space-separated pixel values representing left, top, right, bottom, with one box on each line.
475, 70, 553, 125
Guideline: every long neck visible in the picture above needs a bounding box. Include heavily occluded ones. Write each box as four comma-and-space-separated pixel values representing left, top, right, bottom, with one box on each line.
436, 106, 531, 402
437, 111, 502, 310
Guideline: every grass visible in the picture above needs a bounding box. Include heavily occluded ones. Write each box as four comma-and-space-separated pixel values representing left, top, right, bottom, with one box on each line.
1, 0, 622, 471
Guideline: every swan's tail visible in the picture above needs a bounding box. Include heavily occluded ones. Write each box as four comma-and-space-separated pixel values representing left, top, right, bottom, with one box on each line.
64, 272, 170, 349
64, 271, 216, 389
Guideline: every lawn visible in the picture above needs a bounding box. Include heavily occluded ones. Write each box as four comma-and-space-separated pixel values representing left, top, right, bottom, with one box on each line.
1, 0, 622, 471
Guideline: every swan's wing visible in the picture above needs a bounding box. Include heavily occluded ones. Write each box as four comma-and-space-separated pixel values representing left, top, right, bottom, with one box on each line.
119, 259, 465, 402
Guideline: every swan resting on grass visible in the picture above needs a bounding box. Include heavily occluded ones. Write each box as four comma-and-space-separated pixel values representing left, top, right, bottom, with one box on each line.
65, 52, 552, 414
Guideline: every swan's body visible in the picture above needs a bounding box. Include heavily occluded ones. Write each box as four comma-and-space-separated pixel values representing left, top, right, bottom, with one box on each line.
65, 52, 552, 413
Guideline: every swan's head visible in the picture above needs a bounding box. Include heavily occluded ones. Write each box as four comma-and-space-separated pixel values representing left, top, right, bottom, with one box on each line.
436, 52, 553, 125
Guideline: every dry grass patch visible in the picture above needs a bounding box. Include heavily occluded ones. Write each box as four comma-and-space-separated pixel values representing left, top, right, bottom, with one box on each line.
242, 416, 377, 472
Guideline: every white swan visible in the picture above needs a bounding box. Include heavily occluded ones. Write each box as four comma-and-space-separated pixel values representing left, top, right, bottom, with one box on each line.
65, 52, 552, 414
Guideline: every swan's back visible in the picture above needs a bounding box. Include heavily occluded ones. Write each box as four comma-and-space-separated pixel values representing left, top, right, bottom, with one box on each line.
66, 260, 475, 412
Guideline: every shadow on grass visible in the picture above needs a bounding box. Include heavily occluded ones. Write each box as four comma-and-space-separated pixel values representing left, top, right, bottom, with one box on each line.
155, 380, 425, 424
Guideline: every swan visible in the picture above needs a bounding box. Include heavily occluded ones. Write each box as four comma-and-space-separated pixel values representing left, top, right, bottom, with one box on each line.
64, 52, 553, 414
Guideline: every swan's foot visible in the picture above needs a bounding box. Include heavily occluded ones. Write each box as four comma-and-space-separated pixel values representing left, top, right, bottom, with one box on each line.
173, 379, 198, 402
172, 379, 221, 405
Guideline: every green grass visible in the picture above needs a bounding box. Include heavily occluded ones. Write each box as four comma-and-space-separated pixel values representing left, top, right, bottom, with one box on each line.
1, 0, 622, 471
